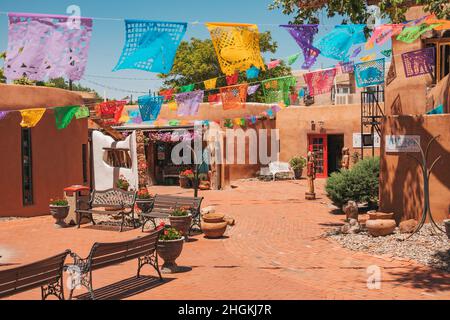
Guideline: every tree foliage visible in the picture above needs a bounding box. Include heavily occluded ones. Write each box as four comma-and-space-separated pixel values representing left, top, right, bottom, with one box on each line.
269, 0, 449, 24
158, 31, 292, 102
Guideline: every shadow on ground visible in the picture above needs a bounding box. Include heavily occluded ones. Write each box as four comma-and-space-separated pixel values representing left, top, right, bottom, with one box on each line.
386, 265, 450, 293
74, 276, 174, 300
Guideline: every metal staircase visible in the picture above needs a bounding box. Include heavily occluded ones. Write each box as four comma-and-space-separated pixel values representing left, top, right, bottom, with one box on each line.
360, 87, 385, 158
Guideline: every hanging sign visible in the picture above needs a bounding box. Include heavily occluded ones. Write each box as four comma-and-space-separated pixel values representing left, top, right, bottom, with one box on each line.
385, 135, 421, 153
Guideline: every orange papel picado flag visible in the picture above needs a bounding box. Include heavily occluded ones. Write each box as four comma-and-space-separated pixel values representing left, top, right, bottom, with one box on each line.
20, 108, 46, 128
206, 22, 266, 76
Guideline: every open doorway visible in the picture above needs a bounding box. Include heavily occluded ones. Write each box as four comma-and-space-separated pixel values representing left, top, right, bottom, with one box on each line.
327, 135, 344, 176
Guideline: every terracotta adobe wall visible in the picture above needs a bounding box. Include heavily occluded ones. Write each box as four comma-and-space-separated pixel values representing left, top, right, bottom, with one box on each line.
379, 114, 450, 223
0, 85, 88, 218
277, 104, 380, 164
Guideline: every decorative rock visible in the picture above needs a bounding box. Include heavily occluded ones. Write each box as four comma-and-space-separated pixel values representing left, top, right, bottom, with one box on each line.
349, 219, 358, 227
399, 219, 418, 234
368, 211, 395, 221
341, 220, 361, 234
366, 219, 397, 237
201, 206, 216, 215
343, 201, 359, 221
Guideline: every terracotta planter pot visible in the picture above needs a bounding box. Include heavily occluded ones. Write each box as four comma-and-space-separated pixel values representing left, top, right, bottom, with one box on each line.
293, 168, 303, 180
366, 220, 397, 237
203, 213, 225, 224
179, 176, 191, 189
202, 221, 228, 239
444, 220, 450, 240
368, 211, 394, 221
169, 215, 192, 239
157, 237, 185, 273
49, 205, 70, 229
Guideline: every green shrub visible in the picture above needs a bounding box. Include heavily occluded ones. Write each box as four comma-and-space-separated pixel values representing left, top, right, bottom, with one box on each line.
325, 157, 380, 207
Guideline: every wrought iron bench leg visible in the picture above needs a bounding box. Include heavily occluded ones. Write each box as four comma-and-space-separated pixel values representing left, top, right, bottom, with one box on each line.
68, 270, 95, 300
137, 252, 163, 281
189, 213, 202, 235
141, 217, 157, 232
41, 277, 64, 300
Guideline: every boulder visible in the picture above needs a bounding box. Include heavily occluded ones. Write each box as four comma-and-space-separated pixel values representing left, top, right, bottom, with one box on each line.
366, 220, 397, 237
343, 201, 359, 221
399, 219, 418, 234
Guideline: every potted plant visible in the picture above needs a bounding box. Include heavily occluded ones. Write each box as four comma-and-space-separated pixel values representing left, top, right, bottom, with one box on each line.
136, 188, 153, 213
49, 198, 70, 229
169, 206, 193, 240
116, 175, 130, 191
179, 169, 194, 189
289, 156, 307, 180
156, 223, 185, 274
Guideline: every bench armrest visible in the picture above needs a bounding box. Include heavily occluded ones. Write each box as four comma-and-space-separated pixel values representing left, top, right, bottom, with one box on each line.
64, 252, 90, 274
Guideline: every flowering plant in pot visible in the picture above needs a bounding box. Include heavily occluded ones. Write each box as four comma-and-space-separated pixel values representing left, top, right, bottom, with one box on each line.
179, 169, 194, 188
136, 188, 153, 213
156, 222, 185, 274
49, 198, 70, 229
169, 206, 193, 240
116, 175, 130, 191
289, 156, 307, 179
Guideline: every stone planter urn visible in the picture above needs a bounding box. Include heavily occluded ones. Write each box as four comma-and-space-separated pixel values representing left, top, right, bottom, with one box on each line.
157, 237, 185, 274
49, 205, 70, 229
169, 214, 192, 240
366, 220, 397, 237
179, 176, 191, 189
293, 168, 304, 180
444, 220, 450, 240
136, 199, 153, 213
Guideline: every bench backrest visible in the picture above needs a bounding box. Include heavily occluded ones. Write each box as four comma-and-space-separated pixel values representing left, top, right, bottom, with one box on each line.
0, 251, 70, 299
152, 195, 203, 216
88, 230, 161, 271
91, 189, 136, 209
269, 162, 292, 173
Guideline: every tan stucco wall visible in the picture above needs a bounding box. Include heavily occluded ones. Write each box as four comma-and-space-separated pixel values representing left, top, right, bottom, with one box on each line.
380, 114, 450, 223
0, 85, 88, 217
0, 84, 84, 111
277, 104, 380, 163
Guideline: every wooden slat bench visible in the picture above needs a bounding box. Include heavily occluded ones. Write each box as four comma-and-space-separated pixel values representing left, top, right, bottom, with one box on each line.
76, 188, 137, 232
0, 251, 70, 300
65, 229, 162, 300
140, 195, 203, 234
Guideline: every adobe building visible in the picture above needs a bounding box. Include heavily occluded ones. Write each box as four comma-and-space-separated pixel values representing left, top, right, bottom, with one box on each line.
0, 84, 89, 217
378, 5, 450, 223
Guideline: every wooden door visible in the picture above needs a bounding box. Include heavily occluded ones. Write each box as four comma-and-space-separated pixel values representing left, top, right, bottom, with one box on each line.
308, 134, 328, 178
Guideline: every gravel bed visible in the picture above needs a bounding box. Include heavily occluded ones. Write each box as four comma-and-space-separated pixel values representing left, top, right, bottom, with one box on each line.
325, 224, 450, 272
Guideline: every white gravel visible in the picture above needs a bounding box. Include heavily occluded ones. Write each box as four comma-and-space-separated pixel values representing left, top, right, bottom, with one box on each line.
326, 224, 450, 272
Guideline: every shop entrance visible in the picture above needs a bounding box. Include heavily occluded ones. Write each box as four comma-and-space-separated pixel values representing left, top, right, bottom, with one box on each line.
327, 135, 345, 176
308, 134, 327, 178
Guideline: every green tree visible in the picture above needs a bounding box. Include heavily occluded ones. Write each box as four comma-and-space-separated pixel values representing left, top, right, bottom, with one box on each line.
158, 31, 292, 103
269, 0, 449, 24
0, 52, 6, 84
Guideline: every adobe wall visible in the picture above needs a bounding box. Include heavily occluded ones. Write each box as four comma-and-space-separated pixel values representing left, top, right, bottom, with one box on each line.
276, 104, 380, 164
0, 85, 88, 218
379, 114, 450, 223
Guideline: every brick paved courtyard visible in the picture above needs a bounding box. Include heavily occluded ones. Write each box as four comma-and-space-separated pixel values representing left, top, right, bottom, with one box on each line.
0, 179, 449, 300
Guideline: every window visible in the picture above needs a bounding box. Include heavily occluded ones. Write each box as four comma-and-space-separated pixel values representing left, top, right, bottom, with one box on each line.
426, 37, 450, 82
21, 128, 33, 206
103, 148, 132, 168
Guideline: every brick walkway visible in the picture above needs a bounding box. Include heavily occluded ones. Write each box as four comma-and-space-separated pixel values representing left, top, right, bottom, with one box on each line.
1, 180, 449, 300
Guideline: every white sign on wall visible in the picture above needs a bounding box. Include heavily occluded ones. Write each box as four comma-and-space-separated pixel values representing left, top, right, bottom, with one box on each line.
353, 133, 381, 148
385, 135, 421, 153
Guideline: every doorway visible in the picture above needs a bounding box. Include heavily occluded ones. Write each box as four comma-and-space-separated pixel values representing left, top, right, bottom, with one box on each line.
308, 134, 327, 178
327, 135, 344, 176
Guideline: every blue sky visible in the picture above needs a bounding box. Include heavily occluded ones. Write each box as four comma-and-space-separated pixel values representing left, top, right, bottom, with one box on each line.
0, 0, 389, 99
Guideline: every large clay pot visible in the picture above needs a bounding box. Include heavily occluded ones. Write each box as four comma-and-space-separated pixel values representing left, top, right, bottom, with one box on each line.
203, 213, 225, 224
366, 220, 397, 237
293, 168, 303, 180
169, 215, 192, 239
49, 205, 70, 229
368, 211, 395, 221
202, 221, 228, 239
444, 220, 450, 240
157, 237, 185, 274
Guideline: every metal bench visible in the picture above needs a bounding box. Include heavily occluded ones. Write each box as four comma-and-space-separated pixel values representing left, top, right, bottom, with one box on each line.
0, 251, 70, 300
140, 195, 203, 234
76, 188, 137, 232
66, 230, 162, 300
268, 161, 295, 181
